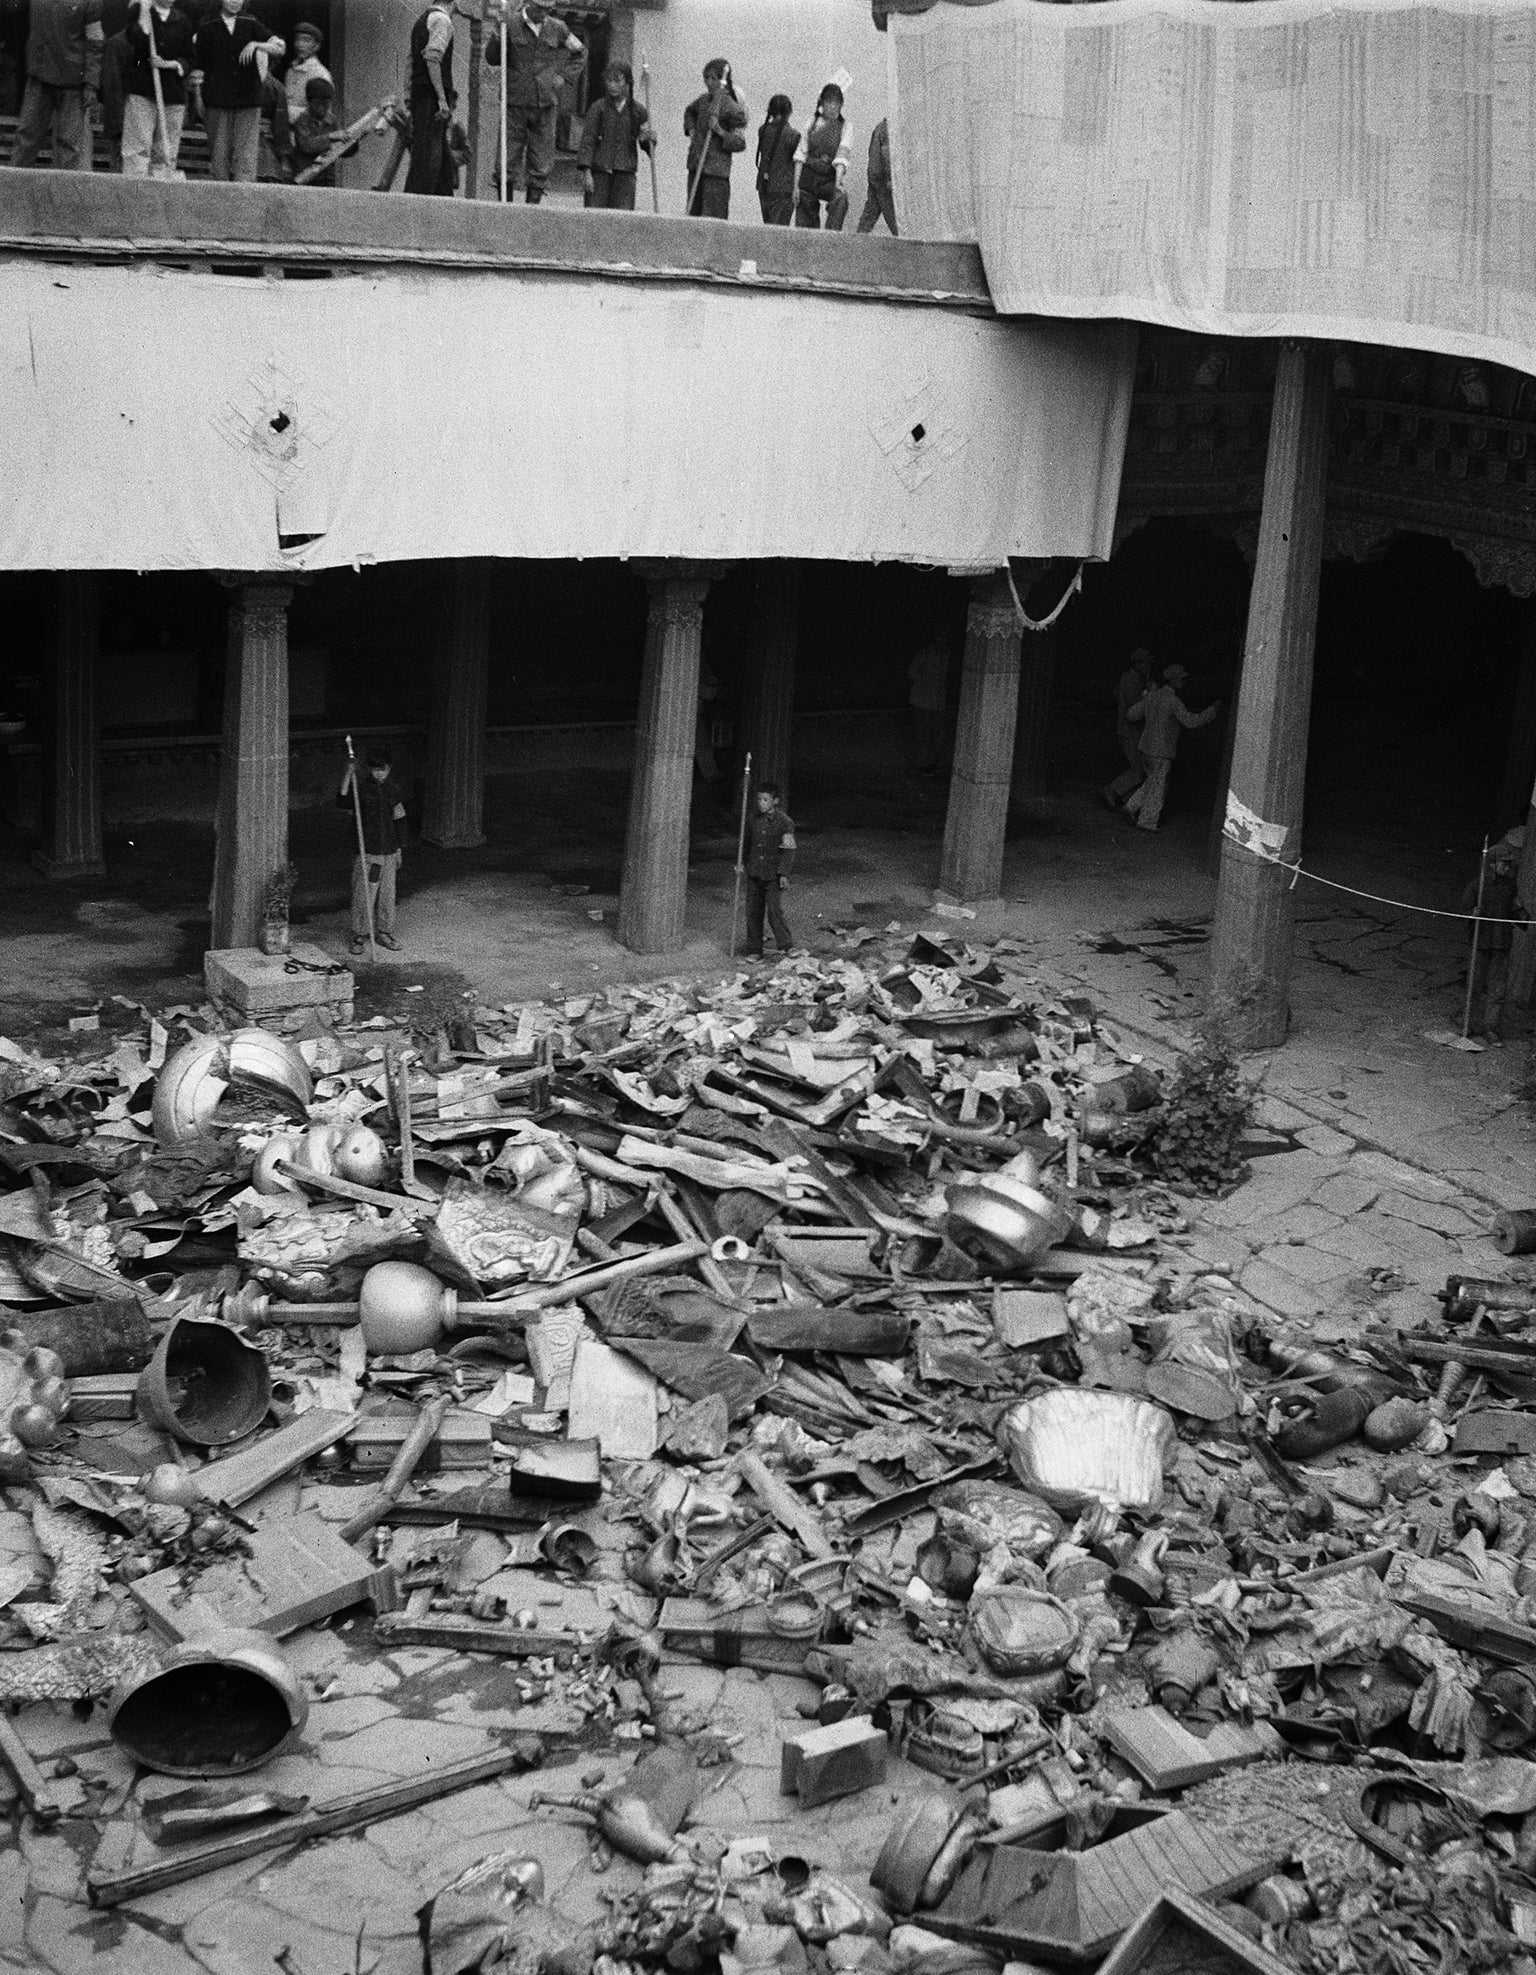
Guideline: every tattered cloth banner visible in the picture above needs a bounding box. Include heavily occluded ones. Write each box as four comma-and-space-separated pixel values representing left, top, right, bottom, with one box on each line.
889, 0, 1536, 377
0, 258, 1134, 572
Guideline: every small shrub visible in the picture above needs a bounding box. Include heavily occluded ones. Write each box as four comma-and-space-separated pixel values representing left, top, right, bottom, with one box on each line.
1150, 1025, 1256, 1193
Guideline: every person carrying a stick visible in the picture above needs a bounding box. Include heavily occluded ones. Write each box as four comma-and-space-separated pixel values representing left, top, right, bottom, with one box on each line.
1460, 831, 1526, 1041
122, 0, 193, 177
683, 57, 746, 219
741, 781, 797, 962
338, 748, 408, 955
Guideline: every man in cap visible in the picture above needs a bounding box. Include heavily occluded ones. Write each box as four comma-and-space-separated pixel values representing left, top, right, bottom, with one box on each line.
1101, 647, 1154, 808
283, 19, 329, 118
486, 0, 585, 204
684, 57, 746, 218
1122, 663, 1218, 833
1460, 830, 1527, 1040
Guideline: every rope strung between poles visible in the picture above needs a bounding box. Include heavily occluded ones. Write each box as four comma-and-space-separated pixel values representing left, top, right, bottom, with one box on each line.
1227, 836, 1532, 927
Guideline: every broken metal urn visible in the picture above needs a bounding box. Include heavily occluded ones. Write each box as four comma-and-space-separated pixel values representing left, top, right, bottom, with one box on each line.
136, 1316, 272, 1447
944, 1151, 1062, 1273
107, 1629, 308, 1777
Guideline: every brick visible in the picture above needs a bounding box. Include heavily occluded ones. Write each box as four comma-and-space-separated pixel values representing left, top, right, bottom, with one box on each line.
780, 1716, 887, 1808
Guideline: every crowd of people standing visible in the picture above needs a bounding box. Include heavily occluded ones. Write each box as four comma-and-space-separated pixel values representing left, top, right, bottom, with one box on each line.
3, 0, 901, 229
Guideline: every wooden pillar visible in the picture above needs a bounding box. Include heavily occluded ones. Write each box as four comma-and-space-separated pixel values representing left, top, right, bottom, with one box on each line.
740, 560, 799, 803
210, 581, 291, 952
1209, 342, 1332, 1048
617, 568, 712, 954
1010, 624, 1057, 818
938, 570, 1023, 906
34, 573, 104, 879
422, 559, 491, 849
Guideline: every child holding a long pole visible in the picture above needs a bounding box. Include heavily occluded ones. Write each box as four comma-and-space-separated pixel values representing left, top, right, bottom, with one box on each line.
338, 739, 408, 962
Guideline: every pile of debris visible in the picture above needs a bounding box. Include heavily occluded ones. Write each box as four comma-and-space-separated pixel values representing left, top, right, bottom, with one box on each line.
1, 936, 1536, 1974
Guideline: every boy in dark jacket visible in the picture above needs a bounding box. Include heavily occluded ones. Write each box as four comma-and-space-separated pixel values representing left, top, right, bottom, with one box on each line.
338, 749, 408, 952
578, 61, 653, 210
683, 57, 746, 218
290, 73, 341, 184
755, 93, 796, 224
740, 782, 797, 960
122, 1, 194, 178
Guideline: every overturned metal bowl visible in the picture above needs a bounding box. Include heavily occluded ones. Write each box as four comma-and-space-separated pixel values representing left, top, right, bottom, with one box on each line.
871, 1791, 983, 1914
107, 1628, 308, 1777
998, 1388, 1177, 1513
946, 1152, 1061, 1273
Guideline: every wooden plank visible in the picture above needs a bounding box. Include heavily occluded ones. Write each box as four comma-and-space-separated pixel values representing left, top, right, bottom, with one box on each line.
87, 1743, 543, 1908
1097, 1888, 1295, 1975
195, 1410, 357, 1508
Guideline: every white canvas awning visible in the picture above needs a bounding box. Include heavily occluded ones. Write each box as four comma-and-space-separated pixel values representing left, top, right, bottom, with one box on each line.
1, 251, 1133, 572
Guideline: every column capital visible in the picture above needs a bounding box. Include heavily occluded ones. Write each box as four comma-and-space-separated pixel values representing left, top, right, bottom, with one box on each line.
642, 572, 714, 627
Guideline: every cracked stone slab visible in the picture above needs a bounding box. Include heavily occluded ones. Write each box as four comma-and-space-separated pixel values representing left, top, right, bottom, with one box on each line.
1254, 1242, 1356, 1287
1239, 1259, 1328, 1322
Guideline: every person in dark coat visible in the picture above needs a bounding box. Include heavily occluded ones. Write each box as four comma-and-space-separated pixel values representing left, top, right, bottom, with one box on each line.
290, 73, 341, 184
338, 749, 409, 952
578, 60, 652, 210
1461, 831, 1527, 1040
404, 1, 456, 196
856, 116, 897, 234
683, 56, 745, 218
755, 92, 796, 224
793, 80, 850, 230
485, 0, 584, 203
740, 782, 797, 960
121, 0, 194, 178
189, 0, 284, 182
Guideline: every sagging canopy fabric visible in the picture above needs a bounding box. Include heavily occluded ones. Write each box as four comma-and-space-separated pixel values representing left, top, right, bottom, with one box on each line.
889, 0, 1536, 378
0, 258, 1133, 572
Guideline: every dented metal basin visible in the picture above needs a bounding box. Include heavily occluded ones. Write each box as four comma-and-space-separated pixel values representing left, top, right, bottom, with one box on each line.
107, 1629, 307, 1777
152, 1029, 313, 1148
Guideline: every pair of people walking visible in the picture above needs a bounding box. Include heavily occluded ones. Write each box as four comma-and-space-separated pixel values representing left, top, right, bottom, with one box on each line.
1102, 650, 1219, 832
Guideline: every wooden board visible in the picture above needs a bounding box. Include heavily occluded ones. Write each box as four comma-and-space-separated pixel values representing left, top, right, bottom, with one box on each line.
130, 1512, 374, 1641
196, 1410, 358, 1507
1101, 1706, 1271, 1792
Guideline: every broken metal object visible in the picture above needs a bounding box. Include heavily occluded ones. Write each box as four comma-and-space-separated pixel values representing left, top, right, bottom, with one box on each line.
106, 1627, 308, 1777
359, 1260, 455, 1354
7, 1298, 155, 1376
254, 1124, 389, 1196
871, 1792, 986, 1914
1107, 1530, 1169, 1607
968, 1587, 1080, 1677
136, 1315, 271, 1447
417, 1850, 545, 1975
927, 1807, 1273, 1964
998, 1388, 1176, 1513
143, 1785, 310, 1844
945, 1150, 1063, 1273
152, 1029, 313, 1148
533, 1740, 697, 1865
502, 1431, 602, 1503
89, 1742, 547, 1907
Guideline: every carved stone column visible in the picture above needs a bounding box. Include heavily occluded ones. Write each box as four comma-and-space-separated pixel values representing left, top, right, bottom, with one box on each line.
938, 571, 1023, 906
34, 573, 105, 879
739, 560, 800, 804
423, 559, 491, 849
1210, 341, 1332, 1048
210, 581, 292, 952
617, 569, 713, 954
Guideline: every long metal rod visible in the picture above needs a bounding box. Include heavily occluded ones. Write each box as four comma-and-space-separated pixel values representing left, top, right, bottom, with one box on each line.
640, 59, 659, 213
730, 749, 752, 957
344, 733, 378, 964
498, 14, 508, 204
1462, 834, 1490, 1038
686, 76, 723, 217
